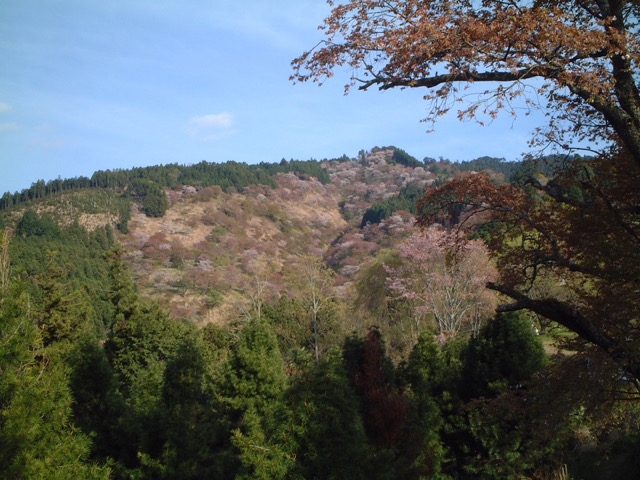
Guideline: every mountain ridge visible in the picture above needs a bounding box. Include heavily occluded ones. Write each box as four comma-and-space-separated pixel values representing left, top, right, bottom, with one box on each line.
1, 147, 519, 324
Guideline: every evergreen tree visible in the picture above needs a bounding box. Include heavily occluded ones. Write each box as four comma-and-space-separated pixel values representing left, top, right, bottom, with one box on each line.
446, 312, 549, 478
221, 318, 288, 478
0, 280, 110, 479
223, 319, 287, 412
138, 333, 227, 479
102, 248, 189, 474
462, 312, 548, 399
277, 350, 373, 480
401, 333, 450, 479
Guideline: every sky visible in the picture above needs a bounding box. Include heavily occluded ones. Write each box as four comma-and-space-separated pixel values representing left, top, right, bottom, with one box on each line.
0, 0, 546, 194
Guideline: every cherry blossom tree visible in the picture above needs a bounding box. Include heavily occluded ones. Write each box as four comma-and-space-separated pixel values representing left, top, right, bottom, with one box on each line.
387, 228, 498, 342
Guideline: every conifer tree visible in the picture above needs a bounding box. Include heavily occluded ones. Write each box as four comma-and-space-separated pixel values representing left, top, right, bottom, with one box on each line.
277, 350, 373, 480
401, 333, 450, 479
222, 318, 288, 478
461, 312, 548, 400
0, 276, 110, 479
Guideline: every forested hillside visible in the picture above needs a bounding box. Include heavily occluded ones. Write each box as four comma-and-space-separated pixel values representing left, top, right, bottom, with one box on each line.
1, 148, 639, 479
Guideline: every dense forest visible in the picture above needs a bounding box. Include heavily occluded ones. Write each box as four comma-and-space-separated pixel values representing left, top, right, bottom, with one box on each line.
1, 146, 639, 480
0, 158, 332, 212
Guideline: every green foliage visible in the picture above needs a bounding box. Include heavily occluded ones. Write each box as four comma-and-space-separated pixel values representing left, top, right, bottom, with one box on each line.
276, 350, 373, 480
263, 295, 310, 355
400, 334, 450, 479
371, 145, 422, 168
142, 191, 168, 217
0, 175, 92, 210
0, 280, 110, 479
360, 182, 424, 227
1, 153, 636, 479
175, 161, 277, 190
221, 319, 288, 478
231, 405, 292, 480
66, 333, 121, 458
1, 159, 332, 215
360, 203, 390, 227
258, 159, 332, 184
353, 250, 399, 319
137, 333, 228, 480
352, 250, 422, 361
128, 179, 168, 217
454, 156, 521, 179
223, 319, 287, 412
15, 209, 60, 237
117, 201, 132, 233
96, 250, 198, 475
461, 312, 548, 399
390, 147, 422, 168
510, 153, 593, 184
34, 252, 100, 347
9, 218, 116, 331
460, 402, 532, 479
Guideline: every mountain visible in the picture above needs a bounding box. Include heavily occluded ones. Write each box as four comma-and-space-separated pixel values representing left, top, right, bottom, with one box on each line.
0, 148, 521, 324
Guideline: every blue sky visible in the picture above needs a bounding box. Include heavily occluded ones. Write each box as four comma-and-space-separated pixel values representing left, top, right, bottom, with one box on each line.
0, 0, 544, 194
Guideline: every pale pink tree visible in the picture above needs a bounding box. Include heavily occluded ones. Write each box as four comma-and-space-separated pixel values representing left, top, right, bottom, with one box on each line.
387, 227, 498, 342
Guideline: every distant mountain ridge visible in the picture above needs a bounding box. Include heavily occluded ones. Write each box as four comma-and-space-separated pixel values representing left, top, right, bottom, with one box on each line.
0, 147, 528, 324
0, 158, 333, 211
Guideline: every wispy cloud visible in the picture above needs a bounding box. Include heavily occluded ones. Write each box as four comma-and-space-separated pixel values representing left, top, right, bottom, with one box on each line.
0, 102, 12, 113
27, 123, 65, 149
30, 137, 65, 150
133, 1, 329, 50
186, 113, 235, 142
0, 122, 20, 133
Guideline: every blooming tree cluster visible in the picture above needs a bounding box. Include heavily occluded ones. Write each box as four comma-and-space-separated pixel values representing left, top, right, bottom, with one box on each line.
387, 227, 498, 342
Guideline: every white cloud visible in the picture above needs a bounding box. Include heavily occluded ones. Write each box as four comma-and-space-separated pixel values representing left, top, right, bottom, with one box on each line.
186, 113, 235, 142
0, 122, 19, 133
0, 102, 12, 113
30, 137, 65, 149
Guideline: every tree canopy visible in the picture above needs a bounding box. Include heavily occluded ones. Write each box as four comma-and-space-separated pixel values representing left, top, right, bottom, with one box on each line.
292, 0, 640, 164
417, 152, 640, 390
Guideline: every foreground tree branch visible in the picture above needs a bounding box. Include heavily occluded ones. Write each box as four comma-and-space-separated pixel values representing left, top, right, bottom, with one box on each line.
292, 0, 640, 164
487, 282, 617, 354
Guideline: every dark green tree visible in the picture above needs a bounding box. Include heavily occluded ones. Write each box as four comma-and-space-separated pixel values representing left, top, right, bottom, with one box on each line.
34, 252, 96, 347
129, 179, 168, 217
102, 248, 189, 474
461, 312, 548, 400
142, 191, 169, 217
15, 209, 60, 237
0, 279, 110, 479
276, 350, 373, 480
221, 318, 288, 479
137, 333, 228, 479
400, 333, 451, 479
